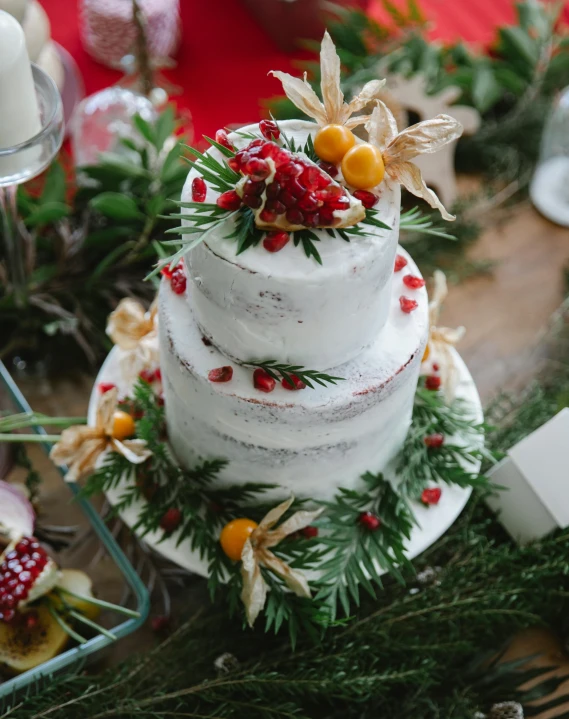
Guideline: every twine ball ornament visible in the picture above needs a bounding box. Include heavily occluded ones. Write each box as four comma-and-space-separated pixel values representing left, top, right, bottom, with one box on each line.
488, 702, 524, 719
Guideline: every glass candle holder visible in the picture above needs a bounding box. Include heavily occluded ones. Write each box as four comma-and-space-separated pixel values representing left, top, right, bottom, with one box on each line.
530, 86, 569, 227
0, 63, 64, 304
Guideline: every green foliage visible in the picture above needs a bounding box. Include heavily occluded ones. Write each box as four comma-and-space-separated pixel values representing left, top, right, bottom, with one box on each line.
0, 106, 187, 370
248, 360, 345, 389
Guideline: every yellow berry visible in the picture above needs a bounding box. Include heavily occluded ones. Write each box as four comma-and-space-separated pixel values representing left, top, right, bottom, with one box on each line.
341, 143, 385, 190
220, 518, 258, 561
111, 410, 136, 441
314, 124, 356, 165
422, 342, 430, 363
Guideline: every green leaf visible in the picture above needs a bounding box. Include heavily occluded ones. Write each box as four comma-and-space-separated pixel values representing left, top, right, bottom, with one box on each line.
24, 201, 69, 228
133, 113, 156, 145
472, 64, 503, 113
498, 26, 539, 69
160, 142, 183, 182
153, 105, 175, 152
40, 162, 67, 205
90, 192, 144, 221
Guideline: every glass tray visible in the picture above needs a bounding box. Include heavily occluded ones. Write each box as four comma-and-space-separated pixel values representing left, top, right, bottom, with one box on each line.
0, 361, 150, 708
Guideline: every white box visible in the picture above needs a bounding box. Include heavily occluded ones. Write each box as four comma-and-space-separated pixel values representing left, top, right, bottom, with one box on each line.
486, 408, 569, 544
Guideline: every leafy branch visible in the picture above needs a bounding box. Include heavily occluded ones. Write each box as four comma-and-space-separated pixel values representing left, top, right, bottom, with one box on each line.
247, 360, 345, 389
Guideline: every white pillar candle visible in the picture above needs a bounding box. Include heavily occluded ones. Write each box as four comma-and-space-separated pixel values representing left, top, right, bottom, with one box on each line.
0, 9, 41, 178
0, 0, 28, 24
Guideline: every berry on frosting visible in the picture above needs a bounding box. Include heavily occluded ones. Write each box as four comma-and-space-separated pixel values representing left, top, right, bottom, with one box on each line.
191, 177, 207, 202
394, 254, 408, 272
159, 508, 182, 534
259, 119, 280, 141
425, 375, 442, 391
317, 160, 338, 178
253, 368, 276, 393
170, 266, 187, 295
399, 296, 418, 314
421, 487, 442, 505
208, 366, 234, 383
217, 190, 243, 211
281, 374, 306, 390
215, 128, 233, 151
403, 275, 426, 290
352, 189, 378, 209
263, 231, 290, 253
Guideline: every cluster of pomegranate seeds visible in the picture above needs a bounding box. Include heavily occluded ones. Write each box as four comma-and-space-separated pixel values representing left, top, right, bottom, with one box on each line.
229, 138, 354, 229
191, 177, 207, 202
217, 189, 242, 211
394, 254, 408, 272
99, 382, 116, 394
253, 368, 276, 393
160, 507, 182, 533
263, 231, 290, 253
425, 375, 442, 391
359, 511, 381, 531
208, 366, 234, 383
352, 189, 378, 209
259, 119, 280, 141
424, 433, 445, 449
399, 296, 418, 314
403, 275, 426, 290
162, 263, 187, 295
0, 537, 49, 623
281, 374, 306, 391
139, 368, 161, 384
215, 128, 233, 151
421, 487, 442, 506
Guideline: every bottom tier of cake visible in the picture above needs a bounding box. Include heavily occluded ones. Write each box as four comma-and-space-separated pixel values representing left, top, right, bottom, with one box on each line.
158, 248, 429, 502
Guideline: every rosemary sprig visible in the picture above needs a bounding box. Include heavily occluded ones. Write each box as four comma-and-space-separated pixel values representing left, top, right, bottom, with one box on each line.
247, 360, 345, 389
400, 207, 456, 240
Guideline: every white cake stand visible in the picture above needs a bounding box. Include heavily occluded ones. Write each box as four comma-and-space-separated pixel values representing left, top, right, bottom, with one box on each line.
88, 347, 483, 579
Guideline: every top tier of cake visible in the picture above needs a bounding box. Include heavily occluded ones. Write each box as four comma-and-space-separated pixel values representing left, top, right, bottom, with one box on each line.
182, 120, 401, 370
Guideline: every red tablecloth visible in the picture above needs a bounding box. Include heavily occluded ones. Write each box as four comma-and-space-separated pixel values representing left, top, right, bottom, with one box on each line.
41, 0, 567, 141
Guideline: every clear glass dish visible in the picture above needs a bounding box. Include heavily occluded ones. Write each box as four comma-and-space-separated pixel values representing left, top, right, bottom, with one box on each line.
0, 360, 150, 708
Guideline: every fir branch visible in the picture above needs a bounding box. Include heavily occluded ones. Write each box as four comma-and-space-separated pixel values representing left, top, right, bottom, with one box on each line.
400, 207, 456, 240
225, 207, 264, 254
247, 360, 345, 389
293, 229, 322, 265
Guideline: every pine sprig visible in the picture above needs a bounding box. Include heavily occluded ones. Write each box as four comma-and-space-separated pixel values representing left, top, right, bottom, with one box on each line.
400, 207, 456, 240
248, 360, 345, 389
225, 206, 264, 254
316, 472, 415, 620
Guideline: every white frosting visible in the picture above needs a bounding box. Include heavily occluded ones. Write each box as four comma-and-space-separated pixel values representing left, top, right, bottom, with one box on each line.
182, 120, 401, 370
159, 247, 428, 502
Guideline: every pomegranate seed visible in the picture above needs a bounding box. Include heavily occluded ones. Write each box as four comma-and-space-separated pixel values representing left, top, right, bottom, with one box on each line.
248, 138, 264, 148
260, 142, 280, 160
260, 209, 277, 223
151, 615, 170, 632
353, 189, 378, 209
217, 190, 242, 211
265, 199, 286, 214
317, 185, 342, 201
359, 512, 381, 531
319, 208, 338, 225
259, 119, 280, 140
0, 610, 14, 622
243, 158, 270, 181
432, 363, 440, 372
265, 181, 281, 199
263, 231, 290, 253
421, 487, 442, 505
243, 194, 262, 209
394, 254, 408, 272
302, 166, 320, 189
215, 129, 233, 151
424, 433, 445, 449
243, 179, 265, 196
302, 526, 318, 538
279, 162, 303, 179
191, 177, 207, 202
287, 177, 306, 198
400, 296, 418, 314
317, 160, 338, 178
228, 157, 240, 173
304, 212, 320, 227
281, 374, 305, 390
208, 366, 234, 383
327, 196, 350, 211
298, 193, 322, 212
286, 208, 305, 225
99, 382, 116, 394
154, 368, 162, 382
171, 267, 187, 295
160, 508, 182, 533
403, 275, 426, 290
278, 190, 296, 208
425, 375, 442, 391
139, 368, 155, 384
253, 368, 276, 393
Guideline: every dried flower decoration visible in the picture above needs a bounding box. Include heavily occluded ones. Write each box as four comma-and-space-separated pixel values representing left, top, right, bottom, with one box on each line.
270, 31, 385, 129
240, 496, 323, 627
422, 270, 465, 399
50, 388, 151, 482
366, 101, 463, 220
106, 298, 158, 385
